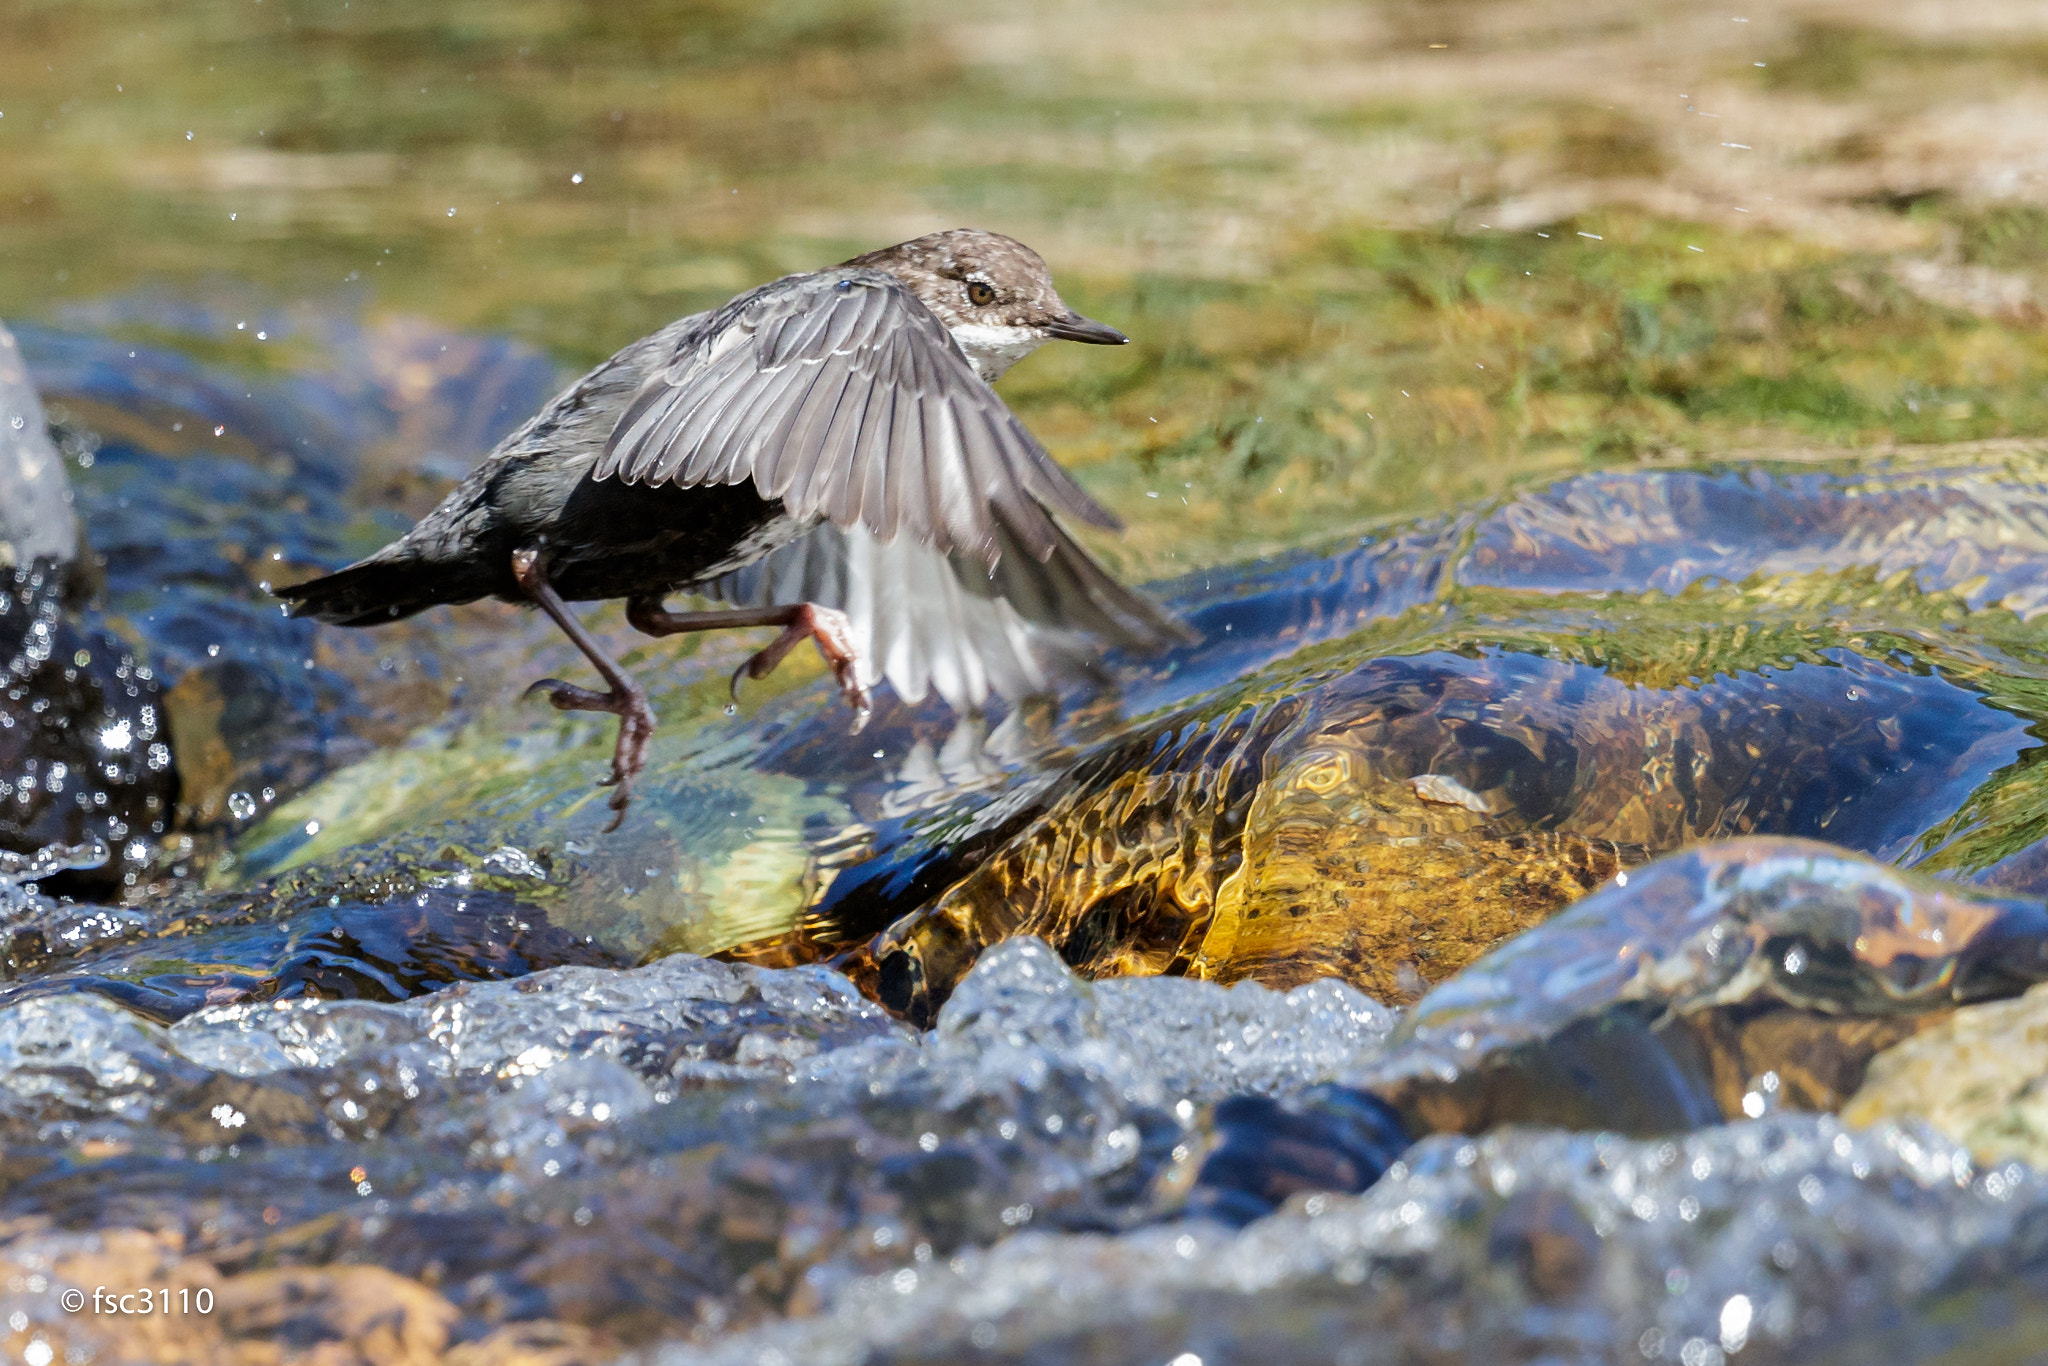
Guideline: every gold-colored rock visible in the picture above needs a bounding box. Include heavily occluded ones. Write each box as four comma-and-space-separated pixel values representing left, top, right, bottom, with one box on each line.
1193, 746, 1628, 1000
869, 646, 1965, 1020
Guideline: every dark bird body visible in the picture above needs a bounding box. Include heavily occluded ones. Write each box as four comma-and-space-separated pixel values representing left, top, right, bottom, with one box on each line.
279, 230, 1186, 823
283, 317, 797, 621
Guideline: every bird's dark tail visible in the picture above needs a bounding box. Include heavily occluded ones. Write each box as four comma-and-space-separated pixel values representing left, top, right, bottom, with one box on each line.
274, 554, 486, 627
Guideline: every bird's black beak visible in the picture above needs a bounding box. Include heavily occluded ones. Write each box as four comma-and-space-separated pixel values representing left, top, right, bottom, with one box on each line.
1044, 311, 1129, 345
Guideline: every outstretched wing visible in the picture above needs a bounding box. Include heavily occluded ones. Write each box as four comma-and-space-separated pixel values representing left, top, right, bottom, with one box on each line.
699, 519, 1190, 711
596, 268, 1118, 569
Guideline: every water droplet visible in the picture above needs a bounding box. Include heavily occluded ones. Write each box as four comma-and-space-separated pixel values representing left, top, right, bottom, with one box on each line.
723, 703, 738, 716
227, 792, 257, 820
570, 172, 583, 184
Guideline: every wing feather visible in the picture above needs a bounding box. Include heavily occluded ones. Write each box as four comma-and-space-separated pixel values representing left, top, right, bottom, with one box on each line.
832, 379, 892, 527
766, 355, 857, 509
750, 349, 844, 500
700, 518, 1187, 712
602, 268, 1122, 567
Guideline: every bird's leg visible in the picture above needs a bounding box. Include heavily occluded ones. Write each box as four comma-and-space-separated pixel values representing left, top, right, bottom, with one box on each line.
511, 549, 655, 829
626, 596, 871, 730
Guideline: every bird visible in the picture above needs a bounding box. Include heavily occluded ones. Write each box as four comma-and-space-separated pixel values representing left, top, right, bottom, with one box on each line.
276, 229, 1188, 827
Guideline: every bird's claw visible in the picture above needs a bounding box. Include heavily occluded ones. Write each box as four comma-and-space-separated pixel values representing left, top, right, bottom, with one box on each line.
522, 673, 654, 831
524, 677, 616, 713
600, 783, 632, 833
837, 667, 872, 734
727, 603, 871, 732
524, 676, 568, 705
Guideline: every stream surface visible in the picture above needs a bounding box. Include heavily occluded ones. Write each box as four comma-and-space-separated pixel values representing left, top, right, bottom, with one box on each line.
6, 311, 2048, 1364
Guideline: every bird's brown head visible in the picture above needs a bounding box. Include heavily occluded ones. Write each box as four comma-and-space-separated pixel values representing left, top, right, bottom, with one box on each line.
844, 228, 1127, 381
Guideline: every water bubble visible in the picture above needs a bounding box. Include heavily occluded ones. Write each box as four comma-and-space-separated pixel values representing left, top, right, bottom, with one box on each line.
227, 791, 257, 820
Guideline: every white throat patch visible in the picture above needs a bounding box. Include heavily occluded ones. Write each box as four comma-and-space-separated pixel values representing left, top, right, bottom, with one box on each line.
946, 323, 1049, 383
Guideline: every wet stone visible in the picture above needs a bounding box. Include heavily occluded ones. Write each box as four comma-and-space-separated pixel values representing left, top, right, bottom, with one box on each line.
1354, 837, 2048, 1139
1189, 1084, 1412, 1227
0, 882, 622, 1023
863, 641, 2033, 1023
1844, 980, 2048, 1171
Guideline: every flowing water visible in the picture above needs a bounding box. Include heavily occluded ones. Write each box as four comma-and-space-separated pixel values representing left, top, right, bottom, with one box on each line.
6, 307, 2048, 1364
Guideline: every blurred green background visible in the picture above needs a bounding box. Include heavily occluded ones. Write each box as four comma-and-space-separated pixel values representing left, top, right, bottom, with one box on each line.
6, 0, 2048, 574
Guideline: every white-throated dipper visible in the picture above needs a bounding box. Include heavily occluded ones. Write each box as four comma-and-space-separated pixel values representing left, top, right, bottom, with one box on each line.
277, 229, 1185, 825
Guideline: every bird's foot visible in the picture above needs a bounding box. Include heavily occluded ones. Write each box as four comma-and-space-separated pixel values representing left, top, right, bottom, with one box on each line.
729, 603, 872, 732
524, 676, 657, 830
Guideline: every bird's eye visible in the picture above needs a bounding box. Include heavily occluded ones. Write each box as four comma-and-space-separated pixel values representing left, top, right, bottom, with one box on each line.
966, 281, 996, 306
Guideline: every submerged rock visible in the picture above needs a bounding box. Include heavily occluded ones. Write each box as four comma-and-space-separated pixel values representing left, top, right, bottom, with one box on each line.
1357, 837, 2048, 1136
